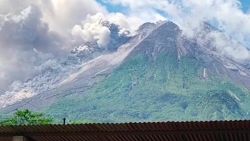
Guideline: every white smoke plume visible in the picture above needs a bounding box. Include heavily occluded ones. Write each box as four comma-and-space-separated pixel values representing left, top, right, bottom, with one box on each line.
71, 13, 142, 47
0, 0, 107, 90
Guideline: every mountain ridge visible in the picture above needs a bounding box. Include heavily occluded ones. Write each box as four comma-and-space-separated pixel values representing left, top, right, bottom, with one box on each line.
1, 21, 250, 122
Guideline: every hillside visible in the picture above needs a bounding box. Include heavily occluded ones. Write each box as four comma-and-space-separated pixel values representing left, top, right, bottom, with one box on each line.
1, 21, 250, 122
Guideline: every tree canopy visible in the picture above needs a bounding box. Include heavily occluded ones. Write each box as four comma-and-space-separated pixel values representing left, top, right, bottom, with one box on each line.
0, 109, 53, 125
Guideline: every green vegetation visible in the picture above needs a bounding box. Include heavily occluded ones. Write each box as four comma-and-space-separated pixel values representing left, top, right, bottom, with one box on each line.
69, 119, 95, 124
0, 109, 53, 125
46, 49, 250, 122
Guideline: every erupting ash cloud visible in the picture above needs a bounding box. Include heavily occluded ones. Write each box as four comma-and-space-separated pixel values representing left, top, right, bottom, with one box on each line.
0, 0, 142, 90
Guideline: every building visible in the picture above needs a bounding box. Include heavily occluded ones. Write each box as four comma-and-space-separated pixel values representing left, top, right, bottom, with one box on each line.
0, 120, 250, 141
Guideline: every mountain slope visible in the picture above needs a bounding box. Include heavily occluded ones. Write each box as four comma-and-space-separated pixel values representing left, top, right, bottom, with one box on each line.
1, 21, 250, 122
46, 22, 250, 122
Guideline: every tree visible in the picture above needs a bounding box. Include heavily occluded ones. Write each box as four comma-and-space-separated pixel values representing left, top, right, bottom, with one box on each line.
0, 109, 53, 125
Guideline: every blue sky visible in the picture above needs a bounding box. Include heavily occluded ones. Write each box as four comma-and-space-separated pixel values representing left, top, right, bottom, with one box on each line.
96, 0, 127, 13
240, 0, 250, 12
98, 0, 250, 13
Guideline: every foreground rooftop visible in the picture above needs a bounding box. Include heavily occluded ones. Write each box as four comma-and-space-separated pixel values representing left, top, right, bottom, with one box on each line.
0, 120, 250, 141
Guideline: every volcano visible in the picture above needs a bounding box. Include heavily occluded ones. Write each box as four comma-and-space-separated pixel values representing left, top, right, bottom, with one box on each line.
1, 21, 250, 122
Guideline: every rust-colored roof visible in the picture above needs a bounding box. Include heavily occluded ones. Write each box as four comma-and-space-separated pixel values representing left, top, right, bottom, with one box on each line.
0, 120, 250, 141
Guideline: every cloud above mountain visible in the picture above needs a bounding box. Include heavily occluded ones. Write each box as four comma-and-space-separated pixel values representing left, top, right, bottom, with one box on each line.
71, 13, 142, 47
104, 0, 250, 60
0, 5, 62, 90
0, 0, 107, 90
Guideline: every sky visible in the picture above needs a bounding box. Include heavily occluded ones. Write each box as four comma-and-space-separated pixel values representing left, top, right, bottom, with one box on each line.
98, 0, 250, 14
0, 0, 250, 92
240, 0, 250, 12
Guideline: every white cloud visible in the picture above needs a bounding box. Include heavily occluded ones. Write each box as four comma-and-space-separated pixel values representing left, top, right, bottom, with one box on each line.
0, 6, 63, 51
0, 0, 107, 90
71, 12, 142, 47
0, 5, 60, 89
38, 0, 107, 35
0, 0, 106, 34
105, 13, 143, 33
107, 0, 250, 61
72, 13, 111, 47
179, 0, 250, 61
207, 31, 250, 61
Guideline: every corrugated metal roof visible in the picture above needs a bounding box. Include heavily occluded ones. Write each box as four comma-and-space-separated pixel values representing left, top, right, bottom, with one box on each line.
0, 120, 250, 141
